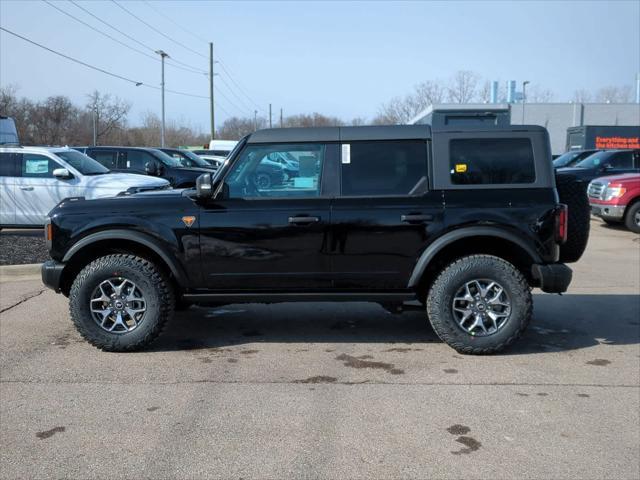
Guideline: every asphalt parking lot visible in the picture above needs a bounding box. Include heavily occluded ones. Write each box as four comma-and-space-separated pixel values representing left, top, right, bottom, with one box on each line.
1, 219, 639, 479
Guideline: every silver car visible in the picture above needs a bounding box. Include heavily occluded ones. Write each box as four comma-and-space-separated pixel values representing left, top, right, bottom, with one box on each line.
0, 146, 169, 228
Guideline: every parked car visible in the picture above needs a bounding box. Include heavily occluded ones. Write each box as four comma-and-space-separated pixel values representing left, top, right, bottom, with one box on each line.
0, 146, 169, 228
42, 125, 586, 354
75, 146, 213, 188
207, 139, 238, 157
158, 148, 216, 170
556, 149, 640, 182
265, 151, 300, 179
0, 116, 19, 145
588, 173, 640, 233
192, 152, 226, 170
552, 149, 600, 169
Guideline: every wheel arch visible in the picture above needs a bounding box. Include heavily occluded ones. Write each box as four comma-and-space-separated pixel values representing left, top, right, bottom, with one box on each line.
408, 227, 542, 296
60, 230, 189, 296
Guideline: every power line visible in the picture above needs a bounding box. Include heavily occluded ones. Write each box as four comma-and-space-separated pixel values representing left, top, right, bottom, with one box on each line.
69, 0, 206, 75
216, 77, 255, 114
0, 26, 145, 86
136, 0, 264, 113
142, 0, 208, 44
217, 60, 264, 112
110, 0, 207, 60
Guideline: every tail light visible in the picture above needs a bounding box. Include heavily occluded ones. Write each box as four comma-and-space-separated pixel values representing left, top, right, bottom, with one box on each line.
555, 204, 568, 244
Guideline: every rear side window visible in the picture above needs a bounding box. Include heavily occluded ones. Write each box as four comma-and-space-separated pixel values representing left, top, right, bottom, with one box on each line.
449, 138, 535, 185
0, 152, 15, 176
341, 141, 427, 196
607, 151, 633, 169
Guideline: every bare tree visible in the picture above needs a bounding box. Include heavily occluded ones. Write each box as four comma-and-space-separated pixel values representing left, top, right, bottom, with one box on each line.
86, 90, 131, 144
595, 85, 633, 103
572, 89, 592, 103
217, 116, 266, 140
527, 85, 555, 103
447, 70, 480, 103
283, 113, 343, 128
414, 80, 446, 107
31, 96, 78, 145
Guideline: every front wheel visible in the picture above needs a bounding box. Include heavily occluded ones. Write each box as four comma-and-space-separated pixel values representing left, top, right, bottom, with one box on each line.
426, 255, 532, 355
69, 254, 174, 352
624, 202, 640, 234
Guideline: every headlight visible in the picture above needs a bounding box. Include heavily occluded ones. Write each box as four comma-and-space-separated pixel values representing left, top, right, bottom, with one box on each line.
603, 186, 626, 201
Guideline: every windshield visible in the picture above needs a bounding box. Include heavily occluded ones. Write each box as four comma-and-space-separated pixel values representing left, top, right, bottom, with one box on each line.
163, 149, 210, 168
0, 118, 19, 144
553, 151, 582, 168
151, 149, 183, 168
54, 150, 109, 175
574, 152, 611, 169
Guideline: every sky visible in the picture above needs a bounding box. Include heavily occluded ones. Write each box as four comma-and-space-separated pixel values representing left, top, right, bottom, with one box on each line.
1, 0, 639, 133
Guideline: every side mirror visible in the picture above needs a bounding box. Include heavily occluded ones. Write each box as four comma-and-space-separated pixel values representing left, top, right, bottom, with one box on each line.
52, 168, 73, 180
145, 162, 158, 176
196, 173, 214, 199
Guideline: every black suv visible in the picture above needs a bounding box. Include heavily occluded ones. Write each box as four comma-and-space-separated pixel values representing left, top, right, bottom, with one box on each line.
74, 146, 214, 188
43, 125, 582, 354
557, 149, 640, 182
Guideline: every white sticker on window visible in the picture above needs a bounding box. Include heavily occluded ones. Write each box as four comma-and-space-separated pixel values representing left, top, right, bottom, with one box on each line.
25, 159, 49, 174
341, 144, 351, 164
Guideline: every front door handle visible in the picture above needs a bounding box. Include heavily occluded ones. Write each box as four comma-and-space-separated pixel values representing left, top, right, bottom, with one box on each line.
401, 214, 433, 224
19, 186, 34, 191
289, 216, 320, 225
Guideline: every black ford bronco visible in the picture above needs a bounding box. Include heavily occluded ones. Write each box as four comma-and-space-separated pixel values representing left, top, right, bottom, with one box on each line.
42, 125, 588, 354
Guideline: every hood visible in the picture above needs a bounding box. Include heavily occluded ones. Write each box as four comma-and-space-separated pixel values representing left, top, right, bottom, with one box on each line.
83, 172, 170, 189
556, 167, 596, 180
590, 173, 640, 185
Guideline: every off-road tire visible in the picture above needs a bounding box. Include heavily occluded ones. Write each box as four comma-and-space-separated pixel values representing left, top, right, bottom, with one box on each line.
624, 201, 640, 234
426, 255, 532, 355
555, 173, 590, 263
69, 254, 174, 352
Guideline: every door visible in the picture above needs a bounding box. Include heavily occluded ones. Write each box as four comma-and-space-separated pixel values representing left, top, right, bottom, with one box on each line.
0, 152, 17, 225
330, 140, 443, 290
199, 142, 335, 290
13, 153, 80, 226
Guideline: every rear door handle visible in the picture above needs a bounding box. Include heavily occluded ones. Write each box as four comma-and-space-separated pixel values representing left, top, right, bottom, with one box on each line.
19, 186, 34, 191
289, 216, 320, 225
401, 214, 433, 224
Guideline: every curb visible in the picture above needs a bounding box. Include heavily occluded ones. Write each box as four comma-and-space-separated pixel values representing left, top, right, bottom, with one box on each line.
0, 263, 42, 283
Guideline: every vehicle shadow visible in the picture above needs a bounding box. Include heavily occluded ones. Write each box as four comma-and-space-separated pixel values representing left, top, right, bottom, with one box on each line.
150, 294, 640, 354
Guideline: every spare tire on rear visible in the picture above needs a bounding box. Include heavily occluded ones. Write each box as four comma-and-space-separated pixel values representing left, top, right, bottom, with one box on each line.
555, 172, 590, 263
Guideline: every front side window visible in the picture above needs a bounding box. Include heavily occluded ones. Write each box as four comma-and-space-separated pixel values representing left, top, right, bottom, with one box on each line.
341, 141, 427, 196
225, 143, 324, 198
54, 150, 109, 175
90, 151, 118, 169
449, 138, 535, 185
607, 151, 633, 169
126, 150, 156, 171
19, 153, 59, 178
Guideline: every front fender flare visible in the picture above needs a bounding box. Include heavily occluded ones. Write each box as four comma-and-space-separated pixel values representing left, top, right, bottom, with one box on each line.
407, 226, 542, 288
62, 229, 189, 288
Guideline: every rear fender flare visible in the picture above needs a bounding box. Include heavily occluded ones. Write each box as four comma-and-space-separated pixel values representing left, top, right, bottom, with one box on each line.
407, 226, 542, 288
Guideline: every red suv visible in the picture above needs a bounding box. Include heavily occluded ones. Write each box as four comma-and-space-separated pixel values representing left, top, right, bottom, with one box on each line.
588, 173, 640, 233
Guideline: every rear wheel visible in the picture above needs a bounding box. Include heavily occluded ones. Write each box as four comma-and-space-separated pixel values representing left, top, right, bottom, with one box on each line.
69, 254, 174, 352
426, 255, 532, 355
624, 201, 640, 234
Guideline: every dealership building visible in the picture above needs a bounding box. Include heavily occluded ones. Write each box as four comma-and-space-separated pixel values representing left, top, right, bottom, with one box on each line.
410, 102, 640, 155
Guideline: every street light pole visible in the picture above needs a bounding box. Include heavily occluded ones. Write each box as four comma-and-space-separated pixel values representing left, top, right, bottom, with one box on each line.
155, 49, 169, 147
209, 42, 215, 141
522, 80, 530, 125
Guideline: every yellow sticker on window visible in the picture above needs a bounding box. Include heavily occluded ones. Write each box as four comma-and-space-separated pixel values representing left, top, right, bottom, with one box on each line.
455, 164, 467, 173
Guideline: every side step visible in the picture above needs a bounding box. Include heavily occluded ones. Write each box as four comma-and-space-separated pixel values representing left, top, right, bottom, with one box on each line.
183, 291, 416, 304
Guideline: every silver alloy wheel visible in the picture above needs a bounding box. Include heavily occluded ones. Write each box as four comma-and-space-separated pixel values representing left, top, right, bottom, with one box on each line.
90, 277, 147, 334
635, 210, 640, 227
452, 279, 511, 337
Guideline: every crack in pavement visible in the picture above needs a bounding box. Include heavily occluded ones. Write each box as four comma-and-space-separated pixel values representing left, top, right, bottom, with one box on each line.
0, 289, 46, 314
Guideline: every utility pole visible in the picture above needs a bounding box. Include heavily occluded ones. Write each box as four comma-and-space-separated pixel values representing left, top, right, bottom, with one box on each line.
92, 106, 97, 146
155, 49, 169, 147
269, 104, 272, 128
254, 110, 258, 131
209, 42, 215, 140
280, 108, 283, 128
522, 80, 530, 125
